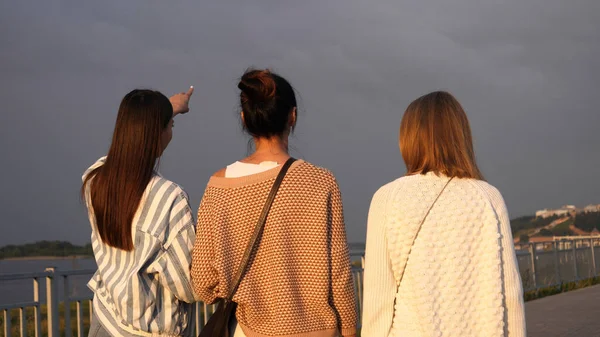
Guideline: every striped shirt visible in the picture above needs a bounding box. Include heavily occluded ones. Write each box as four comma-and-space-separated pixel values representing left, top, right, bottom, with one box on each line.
83, 157, 196, 337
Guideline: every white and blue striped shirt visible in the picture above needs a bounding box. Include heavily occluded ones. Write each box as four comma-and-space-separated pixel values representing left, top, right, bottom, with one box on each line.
83, 157, 196, 337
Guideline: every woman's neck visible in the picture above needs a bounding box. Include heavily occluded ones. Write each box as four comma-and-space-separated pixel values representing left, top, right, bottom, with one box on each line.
242, 136, 290, 164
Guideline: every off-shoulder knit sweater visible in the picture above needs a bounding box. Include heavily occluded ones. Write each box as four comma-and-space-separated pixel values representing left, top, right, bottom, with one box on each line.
362, 173, 526, 337
191, 160, 358, 337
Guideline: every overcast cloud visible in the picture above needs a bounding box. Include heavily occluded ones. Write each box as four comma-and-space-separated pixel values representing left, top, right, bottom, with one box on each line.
0, 0, 599, 246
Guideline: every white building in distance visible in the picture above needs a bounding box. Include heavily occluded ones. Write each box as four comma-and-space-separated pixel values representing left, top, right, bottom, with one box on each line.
535, 205, 577, 218
582, 204, 600, 213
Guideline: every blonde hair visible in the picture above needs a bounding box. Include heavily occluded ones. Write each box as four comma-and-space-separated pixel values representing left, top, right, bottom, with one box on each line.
399, 91, 483, 180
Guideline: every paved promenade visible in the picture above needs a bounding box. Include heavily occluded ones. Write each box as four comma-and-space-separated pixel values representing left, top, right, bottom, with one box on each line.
526, 285, 600, 337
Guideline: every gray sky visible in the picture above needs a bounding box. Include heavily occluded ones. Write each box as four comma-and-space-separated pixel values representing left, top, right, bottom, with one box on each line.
1, 0, 599, 246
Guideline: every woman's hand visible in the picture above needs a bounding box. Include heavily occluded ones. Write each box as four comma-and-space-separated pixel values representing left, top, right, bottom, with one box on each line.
170, 86, 194, 116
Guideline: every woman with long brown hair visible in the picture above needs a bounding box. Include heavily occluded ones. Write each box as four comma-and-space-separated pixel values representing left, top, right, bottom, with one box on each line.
361, 91, 526, 336
82, 88, 197, 337
191, 69, 357, 337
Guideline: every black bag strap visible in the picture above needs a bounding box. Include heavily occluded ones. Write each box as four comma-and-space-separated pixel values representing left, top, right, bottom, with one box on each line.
226, 157, 297, 303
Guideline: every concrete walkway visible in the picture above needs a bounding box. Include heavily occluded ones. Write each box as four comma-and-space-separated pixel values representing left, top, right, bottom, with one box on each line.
526, 285, 600, 337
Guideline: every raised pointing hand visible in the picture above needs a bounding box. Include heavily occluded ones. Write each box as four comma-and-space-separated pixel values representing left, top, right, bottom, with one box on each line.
170, 86, 194, 116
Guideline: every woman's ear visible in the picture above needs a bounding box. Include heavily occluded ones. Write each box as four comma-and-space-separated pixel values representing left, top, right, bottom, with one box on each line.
240, 110, 246, 127
289, 107, 297, 129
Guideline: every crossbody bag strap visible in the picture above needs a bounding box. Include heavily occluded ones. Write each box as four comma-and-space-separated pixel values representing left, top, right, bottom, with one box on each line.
396, 177, 454, 288
226, 157, 297, 303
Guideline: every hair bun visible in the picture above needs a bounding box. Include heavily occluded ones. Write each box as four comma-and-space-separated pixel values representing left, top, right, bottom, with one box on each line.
238, 69, 276, 106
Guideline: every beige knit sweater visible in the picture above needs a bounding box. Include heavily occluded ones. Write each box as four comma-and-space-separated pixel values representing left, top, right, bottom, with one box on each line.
191, 160, 358, 337
362, 173, 526, 337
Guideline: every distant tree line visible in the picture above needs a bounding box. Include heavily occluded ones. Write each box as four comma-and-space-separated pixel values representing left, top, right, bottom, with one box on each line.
0, 241, 93, 259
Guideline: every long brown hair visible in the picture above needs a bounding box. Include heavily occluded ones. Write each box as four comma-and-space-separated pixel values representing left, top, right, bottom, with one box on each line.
82, 89, 173, 251
399, 91, 484, 180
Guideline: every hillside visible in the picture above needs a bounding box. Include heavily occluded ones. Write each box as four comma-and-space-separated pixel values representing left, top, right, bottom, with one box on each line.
511, 211, 600, 242
510, 214, 561, 236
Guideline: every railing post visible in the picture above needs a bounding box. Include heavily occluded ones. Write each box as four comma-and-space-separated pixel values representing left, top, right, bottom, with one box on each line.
194, 302, 202, 336
33, 278, 41, 337
76, 301, 84, 337
553, 241, 561, 285
64, 275, 72, 337
591, 238, 597, 277
19, 307, 26, 337
354, 269, 363, 317
203, 303, 210, 325
529, 243, 538, 290
89, 299, 93, 328
572, 240, 579, 281
3, 309, 11, 337
45, 267, 59, 337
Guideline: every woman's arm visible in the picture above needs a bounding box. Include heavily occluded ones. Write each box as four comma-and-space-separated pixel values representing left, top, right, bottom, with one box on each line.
361, 184, 396, 337
149, 189, 197, 303
328, 177, 358, 336
488, 187, 527, 337
190, 188, 220, 303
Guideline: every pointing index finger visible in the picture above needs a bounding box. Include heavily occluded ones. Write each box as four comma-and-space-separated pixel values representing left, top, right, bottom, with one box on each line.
186, 86, 194, 97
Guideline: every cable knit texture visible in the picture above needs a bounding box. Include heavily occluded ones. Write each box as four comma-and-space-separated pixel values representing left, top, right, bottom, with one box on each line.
362, 173, 526, 337
191, 160, 358, 337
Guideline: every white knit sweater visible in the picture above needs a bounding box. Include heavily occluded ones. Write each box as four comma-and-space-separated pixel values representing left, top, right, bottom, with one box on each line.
362, 173, 526, 337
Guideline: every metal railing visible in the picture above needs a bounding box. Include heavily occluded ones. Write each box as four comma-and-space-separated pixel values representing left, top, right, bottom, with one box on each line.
515, 236, 600, 291
1, 264, 365, 337
3, 238, 597, 336
0, 267, 93, 337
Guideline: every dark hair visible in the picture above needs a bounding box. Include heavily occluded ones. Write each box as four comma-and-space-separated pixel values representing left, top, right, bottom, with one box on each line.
238, 69, 297, 138
81, 89, 173, 251
400, 91, 484, 180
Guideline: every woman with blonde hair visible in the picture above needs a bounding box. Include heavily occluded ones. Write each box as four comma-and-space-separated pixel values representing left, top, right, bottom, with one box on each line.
361, 91, 526, 336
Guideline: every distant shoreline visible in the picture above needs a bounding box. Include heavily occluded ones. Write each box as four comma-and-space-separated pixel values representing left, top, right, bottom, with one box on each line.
1, 255, 93, 261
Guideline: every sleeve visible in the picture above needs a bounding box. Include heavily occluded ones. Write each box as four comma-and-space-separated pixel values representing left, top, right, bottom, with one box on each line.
361, 185, 396, 337
152, 190, 197, 303
489, 188, 527, 337
190, 187, 220, 304
328, 178, 359, 336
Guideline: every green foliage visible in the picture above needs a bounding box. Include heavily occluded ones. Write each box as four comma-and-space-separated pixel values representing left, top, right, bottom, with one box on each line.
0, 241, 93, 259
519, 234, 530, 243
524, 277, 600, 302
575, 211, 600, 232
510, 214, 560, 236
537, 228, 554, 237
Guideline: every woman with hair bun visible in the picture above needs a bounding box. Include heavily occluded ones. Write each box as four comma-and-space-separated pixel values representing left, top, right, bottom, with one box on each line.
191, 69, 358, 337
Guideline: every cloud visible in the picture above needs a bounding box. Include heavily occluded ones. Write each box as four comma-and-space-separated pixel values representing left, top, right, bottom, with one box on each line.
0, 0, 599, 245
